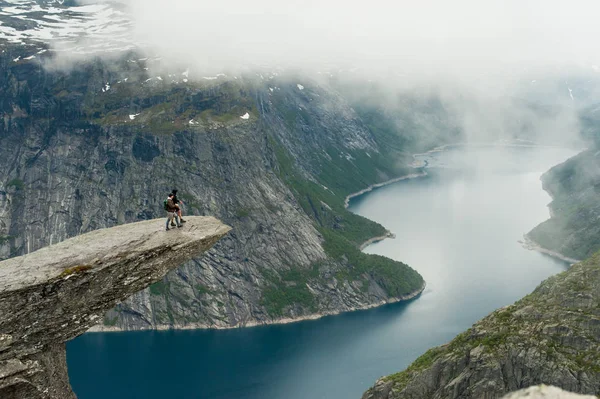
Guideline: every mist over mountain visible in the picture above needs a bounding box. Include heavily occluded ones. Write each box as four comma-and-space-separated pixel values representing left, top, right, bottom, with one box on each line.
3, 0, 600, 149
2, 1, 600, 398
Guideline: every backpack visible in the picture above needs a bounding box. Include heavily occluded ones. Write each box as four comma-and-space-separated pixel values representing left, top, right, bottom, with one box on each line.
163, 199, 169, 211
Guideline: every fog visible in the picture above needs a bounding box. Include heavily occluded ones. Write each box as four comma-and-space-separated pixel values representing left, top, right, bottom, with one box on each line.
114, 0, 600, 75
65, 0, 600, 147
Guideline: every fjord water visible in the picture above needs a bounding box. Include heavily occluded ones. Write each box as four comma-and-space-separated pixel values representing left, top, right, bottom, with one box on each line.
67, 146, 576, 399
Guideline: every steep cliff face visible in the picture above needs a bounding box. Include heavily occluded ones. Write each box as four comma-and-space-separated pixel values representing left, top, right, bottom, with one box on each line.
0, 216, 230, 399
0, 40, 431, 329
527, 149, 600, 261
362, 253, 600, 399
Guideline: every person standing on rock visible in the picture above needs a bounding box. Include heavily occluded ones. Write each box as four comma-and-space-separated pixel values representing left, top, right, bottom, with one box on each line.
165, 193, 182, 230
171, 189, 187, 226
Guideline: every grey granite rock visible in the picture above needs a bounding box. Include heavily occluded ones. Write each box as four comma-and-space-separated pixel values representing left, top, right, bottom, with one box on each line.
0, 43, 425, 330
362, 253, 600, 399
502, 385, 597, 399
0, 216, 230, 399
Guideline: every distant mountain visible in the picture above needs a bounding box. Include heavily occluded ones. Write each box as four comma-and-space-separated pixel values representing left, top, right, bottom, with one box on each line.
0, 0, 132, 54
527, 149, 600, 261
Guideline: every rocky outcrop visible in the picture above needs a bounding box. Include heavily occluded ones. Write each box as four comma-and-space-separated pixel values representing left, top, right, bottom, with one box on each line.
362, 253, 600, 399
501, 385, 597, 399
0, 216, 230, 399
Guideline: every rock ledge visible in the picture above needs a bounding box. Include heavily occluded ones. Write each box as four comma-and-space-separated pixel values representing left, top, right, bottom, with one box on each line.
502, 385, 597, 399
0, 216, 230, 399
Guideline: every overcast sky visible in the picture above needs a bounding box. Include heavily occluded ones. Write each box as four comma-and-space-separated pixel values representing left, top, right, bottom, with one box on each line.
116, 0, 600, 78
69, 0, 599, 147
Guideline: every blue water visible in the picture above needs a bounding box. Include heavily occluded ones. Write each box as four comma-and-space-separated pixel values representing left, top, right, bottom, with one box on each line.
67, 146, 576, 399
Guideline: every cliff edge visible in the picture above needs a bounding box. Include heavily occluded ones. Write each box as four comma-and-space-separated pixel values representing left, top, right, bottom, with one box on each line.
0, 216, 231, 399
502, 385, 597, 399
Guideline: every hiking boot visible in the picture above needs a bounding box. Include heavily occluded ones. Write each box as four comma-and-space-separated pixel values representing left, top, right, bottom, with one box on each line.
180, 219, 187, 223
166, 227, 170, 231
170, 222, 176, 227
177, 224, 183, 228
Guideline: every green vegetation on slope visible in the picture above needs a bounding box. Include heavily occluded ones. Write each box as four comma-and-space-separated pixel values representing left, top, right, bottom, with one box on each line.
59, 60, 259, 135
263, 136, 424, 315
528, 149, 600, 260
260, 266, 320, 316
377, 252, 600, 397
6, 178, 24, 191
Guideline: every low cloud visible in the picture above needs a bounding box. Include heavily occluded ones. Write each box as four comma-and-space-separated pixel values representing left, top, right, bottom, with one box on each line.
53, 0, 600, 147
118, 0, 600, 77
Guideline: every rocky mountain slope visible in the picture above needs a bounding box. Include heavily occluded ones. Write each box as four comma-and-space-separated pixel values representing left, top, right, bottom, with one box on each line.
0, 15, 443, 329
502, 386, 597, 399
1, 0, 589, 333
362, 252, 600, 399
0, 216, 230, 399
527, 149, 600, 261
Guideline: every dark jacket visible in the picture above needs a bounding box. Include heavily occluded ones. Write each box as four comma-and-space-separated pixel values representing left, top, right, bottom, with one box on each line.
166, 198, 178, 212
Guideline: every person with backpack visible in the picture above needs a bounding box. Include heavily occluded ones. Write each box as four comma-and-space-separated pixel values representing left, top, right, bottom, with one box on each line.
171, 189, 187, 226
164, 193, 182, 230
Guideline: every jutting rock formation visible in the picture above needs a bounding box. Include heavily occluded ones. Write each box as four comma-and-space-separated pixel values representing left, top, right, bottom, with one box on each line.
0, 216, 231, 399
502, 385, 597, 399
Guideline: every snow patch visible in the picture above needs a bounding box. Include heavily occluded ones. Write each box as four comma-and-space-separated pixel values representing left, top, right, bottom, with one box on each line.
0, 1, 134, 54
189, 119, 199, 125
240, 113, 250, 120
129, 113, 140, 120
297, 84, 304, 90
